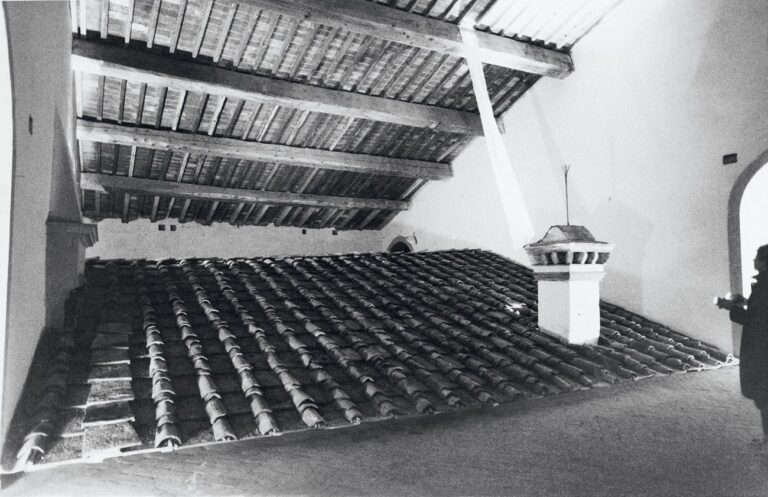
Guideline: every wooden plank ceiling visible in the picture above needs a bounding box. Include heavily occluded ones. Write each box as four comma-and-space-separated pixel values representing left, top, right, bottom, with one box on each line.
73, 0, 622, 230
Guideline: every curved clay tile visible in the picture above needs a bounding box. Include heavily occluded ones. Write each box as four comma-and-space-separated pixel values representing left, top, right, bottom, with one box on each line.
344, 257, 560, 395
195, 260, 324, 429
28, 249, 733, 461
155, 261, 237, 442
177, 260, 279, 435
229, 259, 363, 424
327, 260, 531, 400
308, 258, 503, 403
267, 261, 406, 417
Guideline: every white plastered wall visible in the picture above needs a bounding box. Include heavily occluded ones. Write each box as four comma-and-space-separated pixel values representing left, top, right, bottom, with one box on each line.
383, 0, 768, 352
0, 2, 13, 456
3, 2, 80, 444
87, 219, 385, 260
380, 137, 534, 262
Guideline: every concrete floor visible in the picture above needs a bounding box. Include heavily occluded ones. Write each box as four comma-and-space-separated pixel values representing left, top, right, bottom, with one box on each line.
5, 366, 768, 497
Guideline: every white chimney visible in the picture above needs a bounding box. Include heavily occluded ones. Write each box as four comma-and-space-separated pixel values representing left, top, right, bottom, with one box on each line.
524, 225, 614, 345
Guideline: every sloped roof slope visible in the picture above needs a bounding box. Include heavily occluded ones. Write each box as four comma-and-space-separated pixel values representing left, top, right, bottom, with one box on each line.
8, 249, 731, 468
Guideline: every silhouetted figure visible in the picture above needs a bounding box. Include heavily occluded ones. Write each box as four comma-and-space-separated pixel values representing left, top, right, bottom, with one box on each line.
719, 244, 768, 443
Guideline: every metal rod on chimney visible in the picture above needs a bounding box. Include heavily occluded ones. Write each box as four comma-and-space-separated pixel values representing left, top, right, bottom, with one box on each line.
563, 164, 571, 226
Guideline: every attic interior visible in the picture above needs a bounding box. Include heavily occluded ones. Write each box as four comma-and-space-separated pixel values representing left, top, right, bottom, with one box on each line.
2, 0, 768, 494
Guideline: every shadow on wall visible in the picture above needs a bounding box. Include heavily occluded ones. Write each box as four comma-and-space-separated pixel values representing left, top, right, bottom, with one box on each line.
45, 109, 84, 326
694, 1, 767, 127
530, 92, 567, 172
508, 91, 602, 239
590, 197, 654, 313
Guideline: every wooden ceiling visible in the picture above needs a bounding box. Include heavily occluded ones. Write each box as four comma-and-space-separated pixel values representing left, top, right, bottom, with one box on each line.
72, 0, 622, 230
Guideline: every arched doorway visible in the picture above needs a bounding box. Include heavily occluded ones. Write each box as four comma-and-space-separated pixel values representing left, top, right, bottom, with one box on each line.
739, 164, 768, 296
728, 150, 768, 296
727, 149, 768, 354
387, 236, 414, 253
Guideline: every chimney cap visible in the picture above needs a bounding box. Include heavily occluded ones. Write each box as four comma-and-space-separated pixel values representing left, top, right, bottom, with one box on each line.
535, 225, 599, 244
524, 225, 614, 266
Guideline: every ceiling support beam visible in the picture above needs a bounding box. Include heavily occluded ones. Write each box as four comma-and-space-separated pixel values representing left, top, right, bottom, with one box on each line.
77, 120, 452, 180
460, 27, 534, 242
80, 173, 410, 211
72, 39, 483, 136
236, 0, 573, 78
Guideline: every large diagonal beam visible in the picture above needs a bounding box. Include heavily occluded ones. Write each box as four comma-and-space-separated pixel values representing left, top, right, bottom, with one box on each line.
236, 0, 574, 78
81, 173, 410, 211
77, 120, 452, 180
460, 27, 534, 242
72, 39, 483, 136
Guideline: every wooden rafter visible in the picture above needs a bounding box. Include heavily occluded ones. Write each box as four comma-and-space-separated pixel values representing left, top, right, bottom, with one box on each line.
71, 39, 484, 136
81, 173, 410, 211
233, 0, 574, 78
77, 120, 453, 180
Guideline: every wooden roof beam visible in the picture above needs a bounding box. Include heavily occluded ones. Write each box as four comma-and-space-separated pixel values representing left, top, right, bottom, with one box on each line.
236, 0, 574, 78
72, 39, 483, 136
78, 120, 451, 180
80, 173, 410, 211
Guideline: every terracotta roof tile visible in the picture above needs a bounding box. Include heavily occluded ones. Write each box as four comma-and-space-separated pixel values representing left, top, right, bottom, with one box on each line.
7, 249, 737, 469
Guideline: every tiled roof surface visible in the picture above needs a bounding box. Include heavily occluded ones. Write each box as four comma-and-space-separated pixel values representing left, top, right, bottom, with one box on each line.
7, 249, 734, 468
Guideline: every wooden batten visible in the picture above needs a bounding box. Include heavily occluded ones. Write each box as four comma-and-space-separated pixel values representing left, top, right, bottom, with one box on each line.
67, 0, 618, 230
77, 120, 452, 180
71, 40, 484, 136
235, 0, 574, 78
81, 173, 411, 211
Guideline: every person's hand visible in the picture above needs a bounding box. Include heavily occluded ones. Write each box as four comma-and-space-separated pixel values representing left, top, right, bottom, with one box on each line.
714, 293, 746, 310
731, 293, 748, 306
714, 297, 733, 310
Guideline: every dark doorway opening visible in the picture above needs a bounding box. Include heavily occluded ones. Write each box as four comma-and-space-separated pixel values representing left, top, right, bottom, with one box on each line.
389, 241, 412, 253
